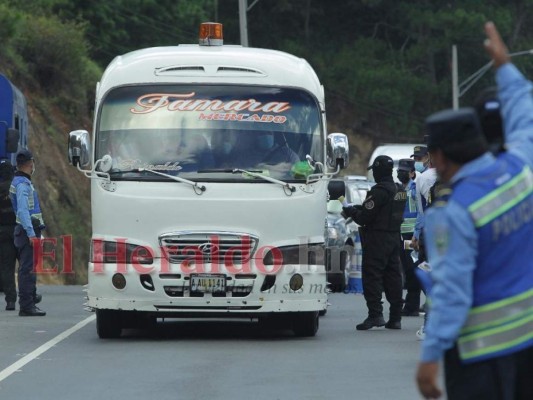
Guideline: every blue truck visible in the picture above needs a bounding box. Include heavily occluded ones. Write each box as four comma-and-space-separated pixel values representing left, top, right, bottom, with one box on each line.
0, 73, 28, 164
0, 73, 28, 292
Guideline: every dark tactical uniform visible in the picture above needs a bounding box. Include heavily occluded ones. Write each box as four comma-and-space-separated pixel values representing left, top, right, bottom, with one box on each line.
0, 160, 17, 310
344, 155, 407, 330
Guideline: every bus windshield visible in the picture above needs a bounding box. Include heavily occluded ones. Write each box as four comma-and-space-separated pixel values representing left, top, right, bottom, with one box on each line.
96, 85, 323, 181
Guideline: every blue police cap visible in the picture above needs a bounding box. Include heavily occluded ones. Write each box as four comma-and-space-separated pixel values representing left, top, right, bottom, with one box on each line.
398, 158, 415, 172
410, 145, 428, 158
16, 149, 34, 164
425, 108, 484, 151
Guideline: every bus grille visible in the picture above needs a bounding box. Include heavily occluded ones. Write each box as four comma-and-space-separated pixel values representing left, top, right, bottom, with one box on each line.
159, 232, 258, 265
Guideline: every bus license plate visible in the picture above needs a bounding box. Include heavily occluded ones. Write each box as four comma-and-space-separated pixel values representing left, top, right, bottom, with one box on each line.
190, 274, 226, 293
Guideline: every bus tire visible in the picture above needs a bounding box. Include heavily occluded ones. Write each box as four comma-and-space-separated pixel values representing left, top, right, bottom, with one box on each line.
96, 309, 122, 339
292, 311, 319, 337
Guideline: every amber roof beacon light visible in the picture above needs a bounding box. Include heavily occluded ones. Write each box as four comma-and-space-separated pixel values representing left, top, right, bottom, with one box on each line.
199, 22, 223, 46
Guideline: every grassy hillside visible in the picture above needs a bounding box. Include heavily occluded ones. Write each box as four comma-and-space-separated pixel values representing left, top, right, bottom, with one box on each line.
0, 6, 98, 284
0, 65, 94, 284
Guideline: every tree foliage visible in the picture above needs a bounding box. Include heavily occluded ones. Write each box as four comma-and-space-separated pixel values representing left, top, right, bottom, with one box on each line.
1, 0, 533, 283
5, 0, 533, 136
221, 0, 533, 136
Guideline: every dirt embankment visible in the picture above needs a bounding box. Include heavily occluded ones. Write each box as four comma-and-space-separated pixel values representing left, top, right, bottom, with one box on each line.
24, 88, 92, 285
327, 91, 391, 176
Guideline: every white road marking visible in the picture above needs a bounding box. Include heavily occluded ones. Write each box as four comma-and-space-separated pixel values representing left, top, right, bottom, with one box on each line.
0, 315, 95, 383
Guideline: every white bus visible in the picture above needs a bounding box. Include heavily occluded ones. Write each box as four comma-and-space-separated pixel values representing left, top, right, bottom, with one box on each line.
68, 23, 348, 338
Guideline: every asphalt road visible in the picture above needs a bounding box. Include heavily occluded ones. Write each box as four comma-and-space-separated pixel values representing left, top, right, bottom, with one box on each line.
0, 285, 438, 400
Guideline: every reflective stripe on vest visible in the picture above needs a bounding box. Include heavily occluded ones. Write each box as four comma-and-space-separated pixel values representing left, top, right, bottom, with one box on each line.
458, 288, 533, 361
468, 166, 533, 228
401, 217, 416, 234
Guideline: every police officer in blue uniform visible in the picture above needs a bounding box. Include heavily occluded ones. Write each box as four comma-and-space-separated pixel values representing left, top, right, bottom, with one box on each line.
416, 22, 533, 400
397, 158, 422, 316
343, 155, 407, 330
10, 149, 45, 316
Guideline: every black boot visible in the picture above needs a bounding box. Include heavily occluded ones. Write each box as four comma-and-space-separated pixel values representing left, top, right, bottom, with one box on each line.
401, 308, 419, 317
6, 301, 15, 311
19, 306, 46, 317
385, 320, 401, 329
356, 315, 386, 330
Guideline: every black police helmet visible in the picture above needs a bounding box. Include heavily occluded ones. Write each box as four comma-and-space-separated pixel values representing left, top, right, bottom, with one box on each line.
368, 155, 393, 181
367, 155, 394, 172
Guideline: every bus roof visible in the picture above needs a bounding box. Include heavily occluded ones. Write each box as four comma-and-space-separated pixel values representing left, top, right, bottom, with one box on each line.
98, 45, 324, 104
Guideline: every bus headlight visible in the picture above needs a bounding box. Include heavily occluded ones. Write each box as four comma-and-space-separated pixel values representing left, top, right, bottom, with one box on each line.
91, 240, 154, 264
262, 244, 325, 265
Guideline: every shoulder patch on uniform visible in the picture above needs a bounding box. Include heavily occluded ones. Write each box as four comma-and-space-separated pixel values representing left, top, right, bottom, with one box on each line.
364, 200, 375, 210
432, 186, 453, 208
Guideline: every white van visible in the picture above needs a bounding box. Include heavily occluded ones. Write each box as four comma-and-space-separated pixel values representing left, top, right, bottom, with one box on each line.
367, 143, 422, 182
67, 23, 349, 338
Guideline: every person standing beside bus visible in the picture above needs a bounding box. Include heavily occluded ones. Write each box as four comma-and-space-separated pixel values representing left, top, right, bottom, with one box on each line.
343, 155, 406, 330
10, 149, 45, 317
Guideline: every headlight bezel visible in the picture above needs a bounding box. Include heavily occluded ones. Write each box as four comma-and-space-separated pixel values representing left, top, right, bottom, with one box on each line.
262, 243, 325, 266
91, 239, 154, 265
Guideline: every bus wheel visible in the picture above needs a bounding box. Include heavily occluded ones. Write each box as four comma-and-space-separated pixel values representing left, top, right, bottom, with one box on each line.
96, 310, 122, 339
292, 311, 319, 337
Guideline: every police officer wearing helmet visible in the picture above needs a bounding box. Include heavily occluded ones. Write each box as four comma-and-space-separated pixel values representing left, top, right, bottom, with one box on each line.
342, 155, 407, 330
10, 149, 45, 316
416, 22, 533, 400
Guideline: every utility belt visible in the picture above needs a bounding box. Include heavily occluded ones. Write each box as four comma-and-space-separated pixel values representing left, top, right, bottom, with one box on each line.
15, 218, 43, 238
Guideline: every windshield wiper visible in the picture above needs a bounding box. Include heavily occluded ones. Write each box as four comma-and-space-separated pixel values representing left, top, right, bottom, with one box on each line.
197, 168, 265, 174
231, 168, 296, 195
111, 169, 206, 194
193, 168, 296, 195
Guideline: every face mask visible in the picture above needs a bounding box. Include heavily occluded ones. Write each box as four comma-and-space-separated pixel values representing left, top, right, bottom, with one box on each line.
414, 161, 425, 173
257, 134, 274, 150
31, 162, 36, 175
397, 171, 410, 184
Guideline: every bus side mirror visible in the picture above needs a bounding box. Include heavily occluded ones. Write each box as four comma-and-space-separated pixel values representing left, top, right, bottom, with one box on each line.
328, 179, 345, 201
68, 130, 91, 167
326, 133, 349, 169
6, 128, 20, 153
